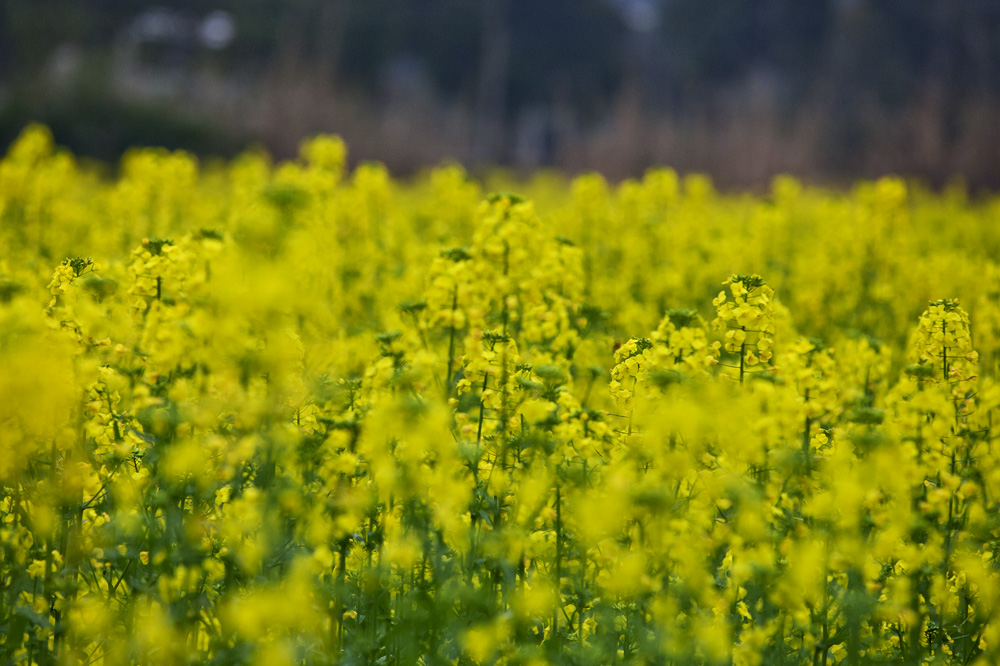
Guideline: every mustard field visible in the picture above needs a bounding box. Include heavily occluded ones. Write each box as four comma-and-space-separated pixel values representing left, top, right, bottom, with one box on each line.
3, 124, 1000, 666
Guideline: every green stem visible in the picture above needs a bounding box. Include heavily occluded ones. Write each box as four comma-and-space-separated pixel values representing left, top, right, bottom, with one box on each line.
553, 484, 563, 644
445, 286, 458, 394
739, 326, 746, 385
626, 376, 638, 436
942, 319, 948, 382
476, 373, 489, 445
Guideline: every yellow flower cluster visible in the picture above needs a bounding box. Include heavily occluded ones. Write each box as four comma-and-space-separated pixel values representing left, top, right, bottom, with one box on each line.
2, 124, 1000, 666
713, 274, 776, 381
911, 299, 979, 394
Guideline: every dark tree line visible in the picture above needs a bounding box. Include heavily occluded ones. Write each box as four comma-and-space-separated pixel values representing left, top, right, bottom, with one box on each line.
4, 0, 997, 116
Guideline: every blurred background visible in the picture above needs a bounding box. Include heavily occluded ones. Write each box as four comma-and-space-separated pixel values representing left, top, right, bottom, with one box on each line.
2, 0, 999, 188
